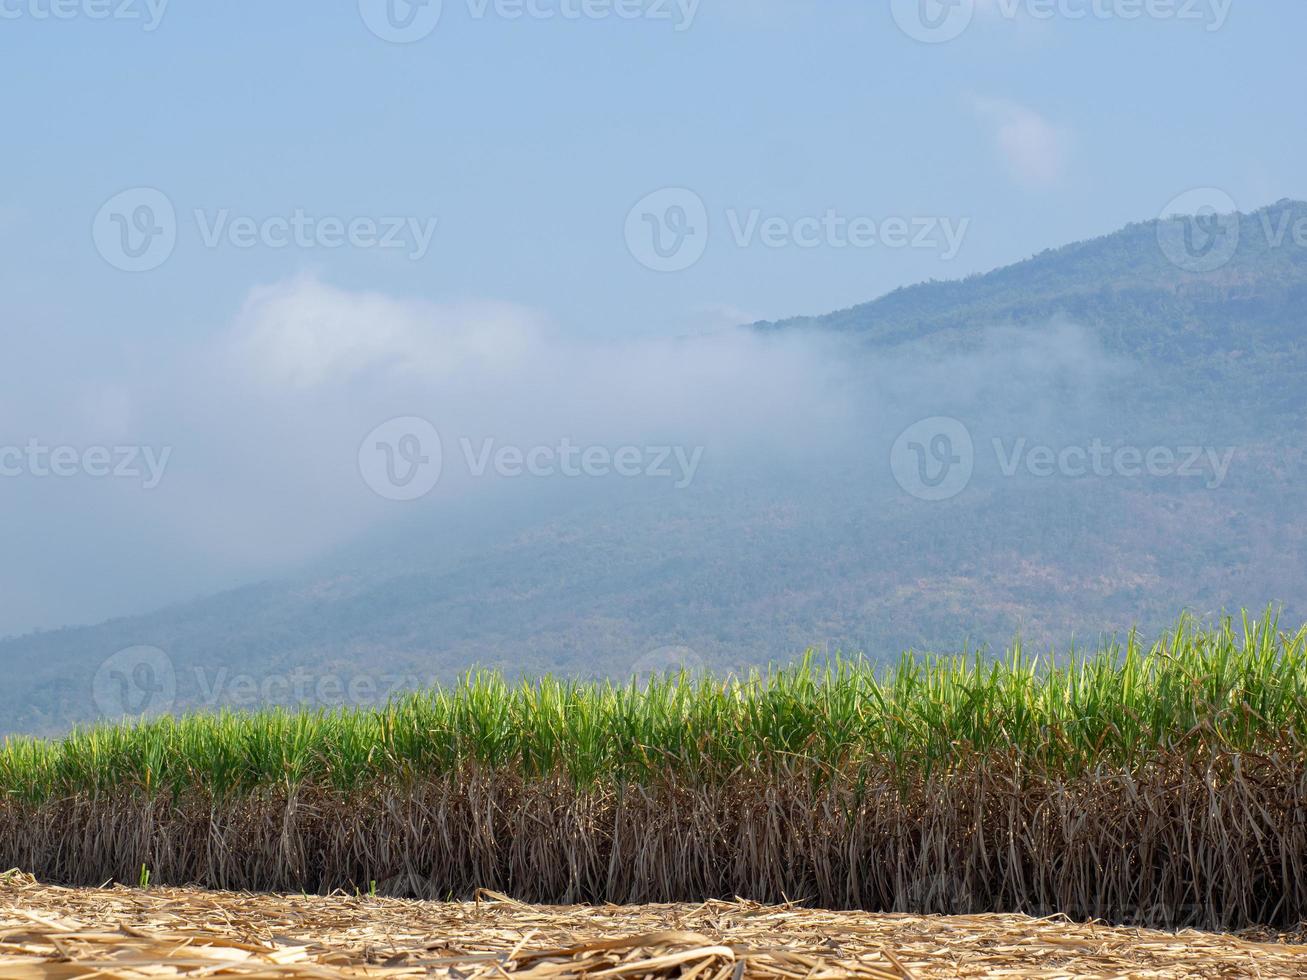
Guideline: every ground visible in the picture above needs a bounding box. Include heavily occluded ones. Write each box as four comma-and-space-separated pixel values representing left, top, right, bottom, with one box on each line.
0, 873, 1304, 978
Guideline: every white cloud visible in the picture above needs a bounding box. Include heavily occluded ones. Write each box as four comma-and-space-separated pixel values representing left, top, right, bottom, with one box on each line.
969, 96, 1070, 187
0, 271, 1126, 638
227, 276, 543, 390
10, 277, 857, 599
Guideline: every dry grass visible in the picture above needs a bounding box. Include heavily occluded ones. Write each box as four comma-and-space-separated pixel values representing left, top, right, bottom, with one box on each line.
4, 758, 1304, 931
0, 873, 1304, 979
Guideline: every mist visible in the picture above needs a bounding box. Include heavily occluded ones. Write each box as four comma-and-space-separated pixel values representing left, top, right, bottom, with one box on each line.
0, 275, 858, 637
0, 272, 1152, 642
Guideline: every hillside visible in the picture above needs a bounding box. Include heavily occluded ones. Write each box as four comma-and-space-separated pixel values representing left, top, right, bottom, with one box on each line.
3, 201, 1305, 735
762, 199, 1307, 421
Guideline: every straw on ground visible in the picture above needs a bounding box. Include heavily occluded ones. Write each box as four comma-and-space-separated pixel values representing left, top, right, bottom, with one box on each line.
1, 873, 1305, 979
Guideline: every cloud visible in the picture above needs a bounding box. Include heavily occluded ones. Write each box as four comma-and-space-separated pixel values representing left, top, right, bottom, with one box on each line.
228, 276, 543, 390
969, 96, 1070, 187
222, 275, 858, 445
0, 271, 1131, 640
0, 275, 871, 636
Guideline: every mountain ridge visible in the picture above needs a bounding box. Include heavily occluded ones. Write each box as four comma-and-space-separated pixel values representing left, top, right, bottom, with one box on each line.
757, 198, 1307, 354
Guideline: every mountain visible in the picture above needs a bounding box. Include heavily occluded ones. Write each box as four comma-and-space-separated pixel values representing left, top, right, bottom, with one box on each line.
5, 201, 1306, 735
764, 199, 1307, 420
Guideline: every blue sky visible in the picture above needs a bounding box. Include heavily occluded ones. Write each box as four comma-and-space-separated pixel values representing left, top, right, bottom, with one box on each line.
5, 1, 1304, 338
1, 0, 1305, 635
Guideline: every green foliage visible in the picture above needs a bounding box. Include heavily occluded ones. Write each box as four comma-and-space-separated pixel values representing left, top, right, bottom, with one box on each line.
1, 613, 1304, 803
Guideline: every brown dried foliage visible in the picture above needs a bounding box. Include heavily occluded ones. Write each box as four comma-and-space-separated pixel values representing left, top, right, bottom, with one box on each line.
3, 873, 1307, 978
2, 756, 1304, 932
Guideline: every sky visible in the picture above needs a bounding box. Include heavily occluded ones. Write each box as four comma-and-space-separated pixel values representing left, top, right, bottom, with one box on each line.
2, 0, 1306, 637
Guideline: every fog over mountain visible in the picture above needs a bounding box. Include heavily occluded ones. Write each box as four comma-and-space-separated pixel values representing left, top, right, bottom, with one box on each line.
3, 200, 1305, 734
